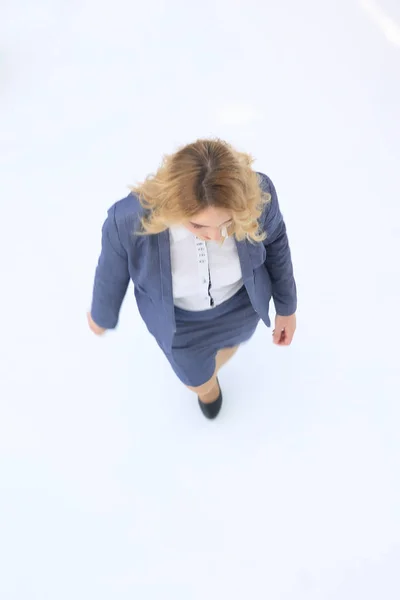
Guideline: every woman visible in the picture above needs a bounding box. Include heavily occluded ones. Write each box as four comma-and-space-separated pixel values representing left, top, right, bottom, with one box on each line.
88, 139, 297, 419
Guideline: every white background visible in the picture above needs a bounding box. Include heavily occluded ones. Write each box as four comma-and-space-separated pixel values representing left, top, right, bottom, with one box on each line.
1, 0, 400, 598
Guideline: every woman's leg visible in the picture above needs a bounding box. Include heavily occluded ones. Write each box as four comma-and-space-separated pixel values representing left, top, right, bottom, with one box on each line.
215, 345, 239, 371
187, 345, 239, 403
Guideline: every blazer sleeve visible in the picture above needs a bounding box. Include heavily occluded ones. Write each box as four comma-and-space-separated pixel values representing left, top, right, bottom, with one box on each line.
261, 174, 297, 317
90, 204, 130, 329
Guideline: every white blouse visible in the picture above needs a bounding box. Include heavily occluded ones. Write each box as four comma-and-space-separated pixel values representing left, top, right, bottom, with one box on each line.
169, 226, 243, 311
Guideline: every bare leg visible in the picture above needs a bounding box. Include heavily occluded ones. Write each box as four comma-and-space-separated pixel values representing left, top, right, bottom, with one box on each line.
187, 345, 239, 403
215, 345, 239, 372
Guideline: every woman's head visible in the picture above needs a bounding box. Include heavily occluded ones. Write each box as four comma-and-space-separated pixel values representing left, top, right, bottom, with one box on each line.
132, 139, 270, 242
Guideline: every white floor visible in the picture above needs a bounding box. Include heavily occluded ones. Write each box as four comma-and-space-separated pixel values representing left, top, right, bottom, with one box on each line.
1, 1, 400, 598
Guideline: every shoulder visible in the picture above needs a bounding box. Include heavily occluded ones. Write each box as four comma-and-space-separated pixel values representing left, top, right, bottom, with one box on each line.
256, 171, 275, 196
256, 171, 277, 218
112, 191, 144, 225
112, 191, 144, 227
255, 172, 282, 236
107, 192, 145, 247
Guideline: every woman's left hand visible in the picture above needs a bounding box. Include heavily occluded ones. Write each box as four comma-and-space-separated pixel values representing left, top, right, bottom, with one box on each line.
273, 313, 296, 346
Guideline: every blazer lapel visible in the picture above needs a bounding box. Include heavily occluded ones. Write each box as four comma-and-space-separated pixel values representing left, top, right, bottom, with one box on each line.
158, 230, 176, 330
235, 239, 254, 281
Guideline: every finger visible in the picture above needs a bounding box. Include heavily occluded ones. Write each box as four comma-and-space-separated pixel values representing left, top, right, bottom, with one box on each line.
283, 329, 294, 345
87, 313, 104, 335
273, 328, 285, 345
272, 328, 281, 344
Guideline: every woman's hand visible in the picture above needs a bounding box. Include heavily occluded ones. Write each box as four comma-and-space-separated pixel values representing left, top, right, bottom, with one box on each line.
273, 313, 296, 346
87, 312, 107, 336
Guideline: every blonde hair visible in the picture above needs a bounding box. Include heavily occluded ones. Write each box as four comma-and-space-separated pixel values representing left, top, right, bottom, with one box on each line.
131, 138, 270, 242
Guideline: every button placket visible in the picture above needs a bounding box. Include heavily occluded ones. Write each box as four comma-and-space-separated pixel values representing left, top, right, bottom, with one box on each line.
195, 238, 212, 307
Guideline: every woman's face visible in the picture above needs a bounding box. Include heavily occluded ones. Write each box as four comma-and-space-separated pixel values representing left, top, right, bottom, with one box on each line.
184, 207, 233, 242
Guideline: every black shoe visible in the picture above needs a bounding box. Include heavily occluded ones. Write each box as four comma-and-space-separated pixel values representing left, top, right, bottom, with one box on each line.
198, 379, 223, 419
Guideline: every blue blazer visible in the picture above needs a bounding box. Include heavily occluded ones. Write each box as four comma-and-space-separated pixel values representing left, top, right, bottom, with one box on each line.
91, 172, 297, 350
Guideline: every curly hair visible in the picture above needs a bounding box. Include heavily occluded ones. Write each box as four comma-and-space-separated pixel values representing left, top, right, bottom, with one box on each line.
130, 139, 271, 242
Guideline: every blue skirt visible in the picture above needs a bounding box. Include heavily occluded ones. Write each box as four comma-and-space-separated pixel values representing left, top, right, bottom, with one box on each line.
163, 286, 260, 387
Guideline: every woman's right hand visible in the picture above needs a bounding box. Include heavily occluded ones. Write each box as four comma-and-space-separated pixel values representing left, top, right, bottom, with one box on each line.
87, 312, 107, 335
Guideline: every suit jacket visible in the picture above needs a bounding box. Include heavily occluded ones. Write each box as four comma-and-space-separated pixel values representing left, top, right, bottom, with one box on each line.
90, 172, 297, 350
